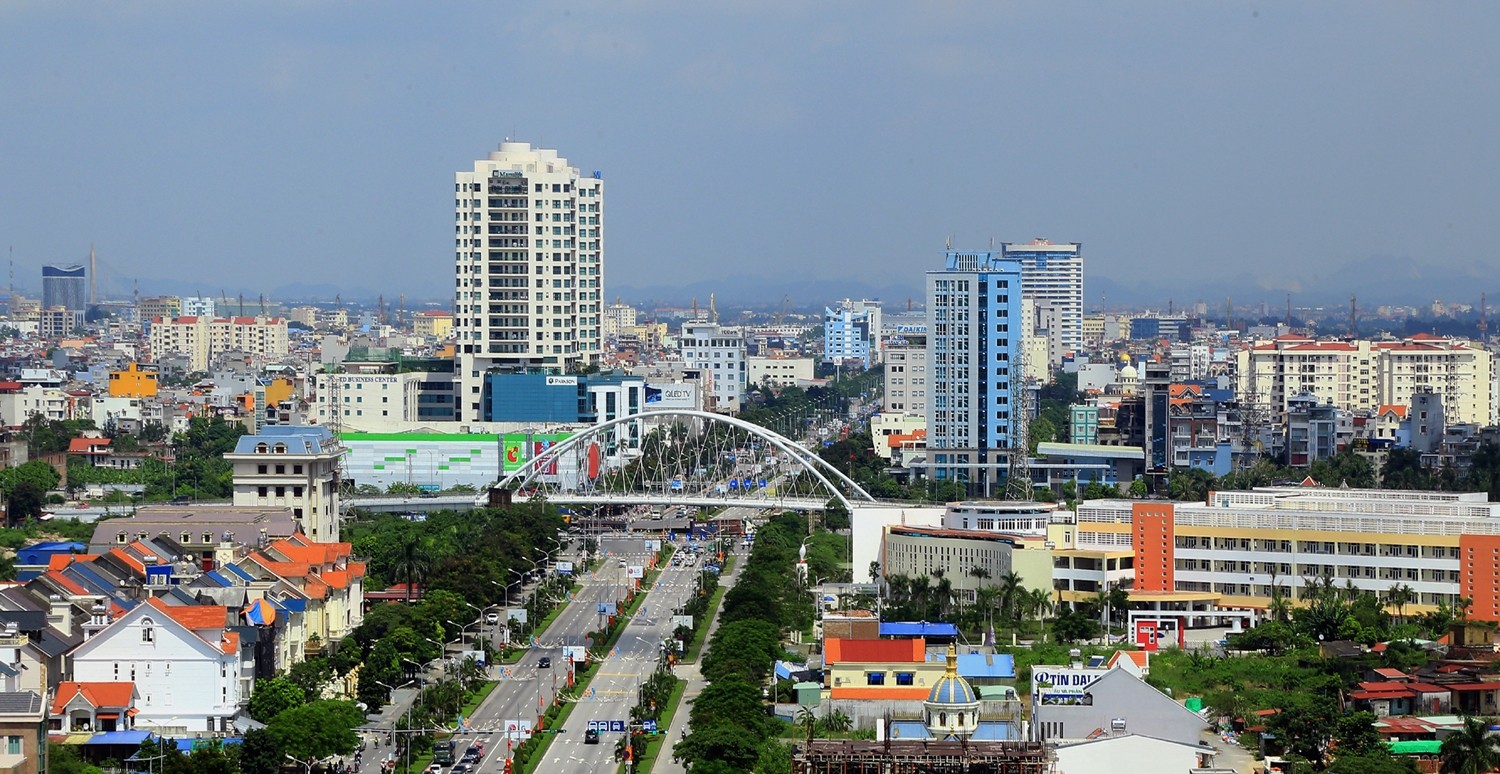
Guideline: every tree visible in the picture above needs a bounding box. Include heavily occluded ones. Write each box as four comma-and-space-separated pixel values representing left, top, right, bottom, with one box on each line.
237, 728, 283, 774
248, 676, 306, 723
265, 700, 364, 761
796, 706, 817, 746
1440, 715, 1500, 774
7, 481, 45, 526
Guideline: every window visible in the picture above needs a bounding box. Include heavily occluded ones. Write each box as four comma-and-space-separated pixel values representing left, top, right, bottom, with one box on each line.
258, 486, 268, 497
293, 464, 303, 474
6, 737, 18, 755
865, 672, 885, 685
257, 464, 267, 474
895, 672, 915, 686
202, 533, 212, 544
275, 465, 285, 474
181, 532, 191, 544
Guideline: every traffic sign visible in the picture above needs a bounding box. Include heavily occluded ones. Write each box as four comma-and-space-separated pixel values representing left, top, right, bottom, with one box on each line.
643, 720, 657, 733
609, 720, 627, 733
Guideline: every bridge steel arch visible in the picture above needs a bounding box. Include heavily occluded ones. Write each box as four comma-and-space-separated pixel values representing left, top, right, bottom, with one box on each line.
497, 409, 876, 511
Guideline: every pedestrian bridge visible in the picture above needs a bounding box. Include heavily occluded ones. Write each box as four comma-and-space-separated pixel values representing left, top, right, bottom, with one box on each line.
496, 409, 876, 512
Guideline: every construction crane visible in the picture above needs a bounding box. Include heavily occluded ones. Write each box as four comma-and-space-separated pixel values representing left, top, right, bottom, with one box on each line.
775, 295, 791, 326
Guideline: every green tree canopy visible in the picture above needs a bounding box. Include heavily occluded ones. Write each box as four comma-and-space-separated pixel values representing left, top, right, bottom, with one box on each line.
265, 700, 364, 761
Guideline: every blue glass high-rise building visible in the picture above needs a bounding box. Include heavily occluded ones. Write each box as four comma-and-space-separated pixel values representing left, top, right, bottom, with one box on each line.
924, 250, 1024, 496
42, 264, 86, 312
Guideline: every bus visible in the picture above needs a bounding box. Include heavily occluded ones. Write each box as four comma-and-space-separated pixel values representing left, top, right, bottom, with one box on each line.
433, 740, 457, 765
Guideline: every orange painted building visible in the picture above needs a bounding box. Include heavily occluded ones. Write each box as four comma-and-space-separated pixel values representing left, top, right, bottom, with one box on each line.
1132, 502, 1175, 593
107, 363, 158, 398
1460, 534, 1500, 622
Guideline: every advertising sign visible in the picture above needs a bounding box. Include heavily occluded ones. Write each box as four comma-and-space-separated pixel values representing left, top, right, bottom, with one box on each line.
627, 565, 645, 579
503, 719, 533, 739
597, 602, 618, 616
507, 608, 528, 624
1030, 667, 1104, 705
1134, 618, 1181, 651
546, 376, 578, 386
501, 432, 573, 473
671, 615, 694, 630
555, 561, 574, 575
643, 540, 661, 552
561, 645, 588, 663
644, 383, 697, 409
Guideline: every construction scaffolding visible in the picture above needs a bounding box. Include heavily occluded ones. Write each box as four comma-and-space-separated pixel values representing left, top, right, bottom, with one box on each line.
793, 740, 1053, 774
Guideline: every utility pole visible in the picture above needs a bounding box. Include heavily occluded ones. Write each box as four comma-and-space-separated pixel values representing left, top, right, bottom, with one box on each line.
1006, 342, 1034, 501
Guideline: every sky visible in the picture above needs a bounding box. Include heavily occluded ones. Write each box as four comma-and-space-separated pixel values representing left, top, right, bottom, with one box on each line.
2, 2, 1498, 308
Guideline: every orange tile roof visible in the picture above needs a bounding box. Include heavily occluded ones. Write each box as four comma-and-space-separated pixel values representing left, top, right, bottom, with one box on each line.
825, 638, 926, 664
50, 682, 136, 715
146, 597, 227, 630
106, 548, 145, 575
1377, 405, 1409, 419
43, 570, 90, 596
67, 437, 111, 454
221, 631, 239, 655
321, 570, 351, 590
48, 554, 96, 571
830, 687, 930, 700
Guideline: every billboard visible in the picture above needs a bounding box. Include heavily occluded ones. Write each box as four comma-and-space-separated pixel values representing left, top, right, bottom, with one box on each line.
1030, 667, 1104, 705
501, 431, 573, 473
643, 540, 661, 552
561, 645, 588, 663
556, 561, 574, 575
507, 608, 528, 624
627, 565, 645, 579
644, 383, 697, 410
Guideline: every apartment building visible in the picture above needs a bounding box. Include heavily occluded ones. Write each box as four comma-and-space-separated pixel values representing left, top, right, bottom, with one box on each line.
1236, 334, 1496, 427
1001, 239, 1083, 367
223, 427, 342, 541
746, 356, 814, 388
680, 321, 746, 412
148, 316, 289, 372
1076, 488, 1500, 617
453, 141, 604, 420
824, 299, 881, 369
884, 335, 928, 417
920, 250, 1024, 495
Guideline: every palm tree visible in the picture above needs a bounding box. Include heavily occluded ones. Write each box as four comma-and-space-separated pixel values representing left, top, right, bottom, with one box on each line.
997, 571, 1024, 631
1440, 715, 1500, 774
1386, 583, 1415, 625
975, 585, 1003, 642
395, 536, 430, 602
1027, 588, 1056, 642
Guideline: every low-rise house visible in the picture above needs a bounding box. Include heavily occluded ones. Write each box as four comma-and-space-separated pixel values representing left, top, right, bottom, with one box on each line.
48, 682, 138, 733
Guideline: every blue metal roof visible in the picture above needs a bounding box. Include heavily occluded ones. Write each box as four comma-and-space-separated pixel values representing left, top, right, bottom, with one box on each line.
202, 570, 232, 586
232, 425, 333, 455
880, 622, 959, 638
926, 653, 1015, 679
274, 597, 306, 613
971, 721, 1021, 741
87, 730, 153, 745
223, 564, 256, 582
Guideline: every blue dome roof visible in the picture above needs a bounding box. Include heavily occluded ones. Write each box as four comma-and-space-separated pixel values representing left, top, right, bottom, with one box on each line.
927, 673, 976, 705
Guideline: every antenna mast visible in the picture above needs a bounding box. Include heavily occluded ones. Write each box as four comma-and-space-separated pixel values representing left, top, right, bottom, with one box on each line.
1006, 343, 1034, 501
1479, 292, 1488, 339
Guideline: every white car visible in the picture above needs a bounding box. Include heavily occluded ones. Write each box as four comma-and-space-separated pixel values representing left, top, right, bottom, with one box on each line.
485, 612, 500, 625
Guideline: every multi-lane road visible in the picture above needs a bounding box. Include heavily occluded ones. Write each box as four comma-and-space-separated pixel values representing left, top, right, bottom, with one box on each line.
362, 534, 718, 774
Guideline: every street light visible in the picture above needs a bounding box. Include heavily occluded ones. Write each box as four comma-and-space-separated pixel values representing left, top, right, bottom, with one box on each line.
285, 754, 337, 774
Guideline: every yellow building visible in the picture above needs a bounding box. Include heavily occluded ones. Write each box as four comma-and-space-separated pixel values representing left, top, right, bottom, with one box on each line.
107, 363, 159, 398
413, 310, 453, 338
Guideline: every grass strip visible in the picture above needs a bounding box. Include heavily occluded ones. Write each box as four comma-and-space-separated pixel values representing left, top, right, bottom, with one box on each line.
616, 676, 686, 774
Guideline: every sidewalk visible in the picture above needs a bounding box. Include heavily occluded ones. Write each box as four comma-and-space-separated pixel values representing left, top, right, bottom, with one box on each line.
655, 552, 742, 774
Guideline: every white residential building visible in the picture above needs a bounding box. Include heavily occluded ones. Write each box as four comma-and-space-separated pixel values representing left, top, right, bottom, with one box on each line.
1002, 239, 1084, 367
224, 427, 342, 541
453, 141, 605, 420
680, 321, 746, 412
148, 316, 289, 372
70, 598, 245, 734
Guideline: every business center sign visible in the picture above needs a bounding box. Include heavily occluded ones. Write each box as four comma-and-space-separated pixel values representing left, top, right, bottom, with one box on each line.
644, 383, 697, 409
1030, 667, 1104, 705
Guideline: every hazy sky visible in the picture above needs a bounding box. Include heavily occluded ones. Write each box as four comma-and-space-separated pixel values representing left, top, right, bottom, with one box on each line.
3, 2, 1497, 306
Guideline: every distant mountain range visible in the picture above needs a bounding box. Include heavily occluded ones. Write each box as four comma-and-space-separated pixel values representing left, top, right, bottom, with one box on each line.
59, 254, 1499, 313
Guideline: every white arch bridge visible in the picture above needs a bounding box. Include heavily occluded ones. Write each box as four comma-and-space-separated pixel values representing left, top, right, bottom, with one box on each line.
496, 409, 877, 512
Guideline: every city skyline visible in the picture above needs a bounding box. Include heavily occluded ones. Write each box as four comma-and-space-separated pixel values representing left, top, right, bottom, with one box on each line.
3, 3, 1499, 307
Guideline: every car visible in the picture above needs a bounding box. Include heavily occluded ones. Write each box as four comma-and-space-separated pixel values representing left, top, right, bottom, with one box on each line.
426, 765, 442, 774
584, 729, 600, 745
485, 612, 500, 625
450, 764, 470, 774
618, 558, 627, 568
538, 656, 551, 668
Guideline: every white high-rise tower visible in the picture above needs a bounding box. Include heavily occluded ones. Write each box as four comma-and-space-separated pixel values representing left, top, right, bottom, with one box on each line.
1001, 239, 1083, 368
453, 141, 605, 420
